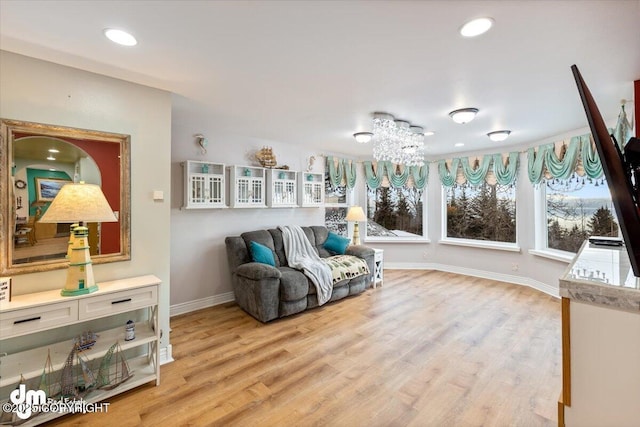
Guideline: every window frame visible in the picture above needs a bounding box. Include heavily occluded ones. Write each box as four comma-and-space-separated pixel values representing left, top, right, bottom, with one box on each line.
364, 182, 430, 243
439, 184, 520, 252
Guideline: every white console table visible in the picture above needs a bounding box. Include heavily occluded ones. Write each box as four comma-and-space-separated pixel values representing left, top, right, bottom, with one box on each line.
0, 275, 161, 425
558, 243, 640, 427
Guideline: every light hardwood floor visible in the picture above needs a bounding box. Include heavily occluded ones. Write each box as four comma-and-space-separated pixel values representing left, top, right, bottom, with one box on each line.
50, 270, 561, 426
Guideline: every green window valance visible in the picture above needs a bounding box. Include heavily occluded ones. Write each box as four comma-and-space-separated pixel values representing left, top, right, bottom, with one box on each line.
327, 156, 357, 189
526, 133, 604, 185
438, 152, 519, 188
362, 161, 429, 190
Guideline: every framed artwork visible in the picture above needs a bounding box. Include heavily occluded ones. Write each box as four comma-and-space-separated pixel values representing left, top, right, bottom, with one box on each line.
325, 207, 348, 237
35, 177, 71, 202
0, 277, 11, 307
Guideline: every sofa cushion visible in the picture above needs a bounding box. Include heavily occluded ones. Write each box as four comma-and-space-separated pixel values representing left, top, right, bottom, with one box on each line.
242, 230, 280, 267
311, 226, 332, 258
324, 232, 350, 255
278, 266, 309, 301
249, 241, 276, 266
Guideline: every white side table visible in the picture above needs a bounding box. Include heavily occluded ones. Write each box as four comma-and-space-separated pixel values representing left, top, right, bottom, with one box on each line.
373, 248, 384, 288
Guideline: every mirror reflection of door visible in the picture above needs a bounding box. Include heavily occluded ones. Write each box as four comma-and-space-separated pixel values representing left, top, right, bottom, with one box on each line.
12, 136, 106, 264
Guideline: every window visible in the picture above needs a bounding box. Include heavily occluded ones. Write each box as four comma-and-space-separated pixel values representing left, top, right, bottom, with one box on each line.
325, 207, 348, 237
542, 178, 618, 253
366, 184, 426, 240
444, 182, 516, 243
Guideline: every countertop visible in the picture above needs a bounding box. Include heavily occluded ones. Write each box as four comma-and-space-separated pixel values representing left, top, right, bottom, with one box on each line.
559, 241, 640, 313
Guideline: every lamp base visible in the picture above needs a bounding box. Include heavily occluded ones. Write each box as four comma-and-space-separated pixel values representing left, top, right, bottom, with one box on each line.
61, 285, 98, 297
352, 223, 361, 246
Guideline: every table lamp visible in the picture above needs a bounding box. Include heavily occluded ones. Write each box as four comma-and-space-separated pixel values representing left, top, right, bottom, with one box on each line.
345, 206, 366, 245
39, 182, 117, 296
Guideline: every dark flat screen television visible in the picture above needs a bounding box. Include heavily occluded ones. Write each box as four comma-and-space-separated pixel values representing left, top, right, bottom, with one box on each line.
571, 65, 640, 277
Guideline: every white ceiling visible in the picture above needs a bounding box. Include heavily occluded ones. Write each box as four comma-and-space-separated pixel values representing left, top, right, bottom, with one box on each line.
1, 1, 639, 157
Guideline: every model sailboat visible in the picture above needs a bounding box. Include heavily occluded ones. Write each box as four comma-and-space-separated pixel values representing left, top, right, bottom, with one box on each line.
60, 346, 97, 398
97, 342, 134, 390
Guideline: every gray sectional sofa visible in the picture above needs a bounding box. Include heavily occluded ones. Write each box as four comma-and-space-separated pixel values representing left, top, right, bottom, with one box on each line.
225, 226, 374, 322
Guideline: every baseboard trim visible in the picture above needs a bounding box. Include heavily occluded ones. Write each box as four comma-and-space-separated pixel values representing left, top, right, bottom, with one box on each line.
385, 262, 559, 298
170, 292, 235, 317
168, 264, 558, 319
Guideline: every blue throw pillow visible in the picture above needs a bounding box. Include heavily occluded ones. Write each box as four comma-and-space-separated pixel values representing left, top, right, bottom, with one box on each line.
250, 241, 276, 266
324, 232, 350, 255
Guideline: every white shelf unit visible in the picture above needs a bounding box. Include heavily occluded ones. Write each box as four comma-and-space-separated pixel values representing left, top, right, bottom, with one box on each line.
181, 160, 226, 209
227, 165, 266, 208
298, 173, 324, 207
267, 169, 298, 208
0, 275, 161, 426
373, 248, 384, 288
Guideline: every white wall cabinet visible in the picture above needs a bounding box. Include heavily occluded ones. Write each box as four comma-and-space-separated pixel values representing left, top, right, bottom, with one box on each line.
227, 165, 266, 208
0, 275, 161, 426
267, 169, 297, 208
298, 173, 324, 207
181, 160, 226, 209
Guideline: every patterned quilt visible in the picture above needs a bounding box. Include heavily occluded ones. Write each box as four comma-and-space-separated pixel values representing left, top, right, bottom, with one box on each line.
324, 255, 370, 285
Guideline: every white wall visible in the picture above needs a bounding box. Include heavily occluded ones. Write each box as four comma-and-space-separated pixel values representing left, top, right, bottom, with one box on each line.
0, 51, 172, 351
170, 100, 325, 309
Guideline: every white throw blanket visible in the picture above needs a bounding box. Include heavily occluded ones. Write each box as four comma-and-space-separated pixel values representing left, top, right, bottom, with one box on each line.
279, 226, 333, 305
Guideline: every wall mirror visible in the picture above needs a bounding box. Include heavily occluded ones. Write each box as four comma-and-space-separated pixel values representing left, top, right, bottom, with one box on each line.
1, 119, 130, 275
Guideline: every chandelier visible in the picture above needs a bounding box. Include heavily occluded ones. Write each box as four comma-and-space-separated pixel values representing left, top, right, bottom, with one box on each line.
370, 112, 426, 166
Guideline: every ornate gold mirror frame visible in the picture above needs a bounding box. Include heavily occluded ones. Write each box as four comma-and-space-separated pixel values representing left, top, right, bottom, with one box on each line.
1, 119, 131, 275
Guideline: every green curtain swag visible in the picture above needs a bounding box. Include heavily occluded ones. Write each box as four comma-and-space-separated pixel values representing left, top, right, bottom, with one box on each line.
460, 155, 493, 187
386, 162, 411, 188
527, 144, 550, 185
363, 160, 385, 189
343, 159, 357, 189
327, 156, 358, 189
579, 135, 603, 179
438, 153, 518, 188
326, 156, 344, 187
410, 164, 429, 190
526, 132, 606, 184
438, 158, 461, 188
543, 137, 579, 181
493, 152, 520, 185
613, 104, 632, 151
363, 161, 429, 190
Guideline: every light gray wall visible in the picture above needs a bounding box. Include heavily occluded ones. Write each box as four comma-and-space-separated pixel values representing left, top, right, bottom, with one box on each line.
170, 102, 325, 306
1, 51, 172, 350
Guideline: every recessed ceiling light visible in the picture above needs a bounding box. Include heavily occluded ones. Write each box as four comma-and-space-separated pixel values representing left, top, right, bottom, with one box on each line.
104, 28, 137, 46
449, 108, 479, 124
424, 131, 435, 136
487, 130, 511, 142
460, 17, 494, 38
455, 143, 465, 147
46, 156, 56, 161
48, 148, 59, 153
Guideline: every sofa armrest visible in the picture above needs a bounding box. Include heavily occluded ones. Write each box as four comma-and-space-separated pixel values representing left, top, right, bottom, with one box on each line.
346, 245, 374, 259
236, 262, 282, 281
